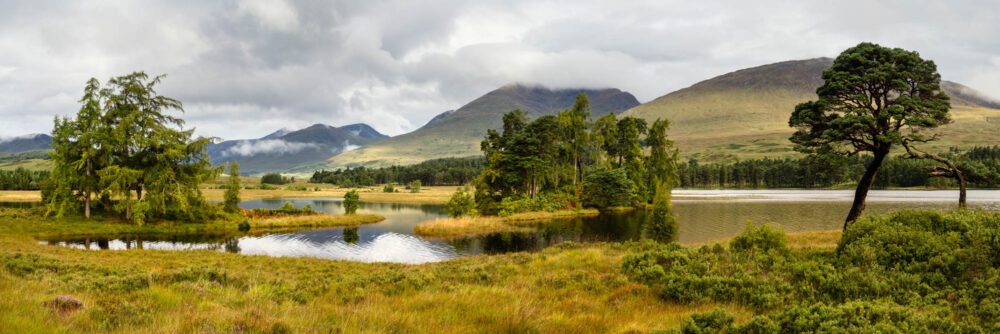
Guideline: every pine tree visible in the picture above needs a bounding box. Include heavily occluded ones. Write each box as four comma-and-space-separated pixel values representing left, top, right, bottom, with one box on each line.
224, 161, 241, 212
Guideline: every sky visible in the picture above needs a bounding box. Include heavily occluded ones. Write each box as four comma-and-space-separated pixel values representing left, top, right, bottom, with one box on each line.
0, 0, 997, 140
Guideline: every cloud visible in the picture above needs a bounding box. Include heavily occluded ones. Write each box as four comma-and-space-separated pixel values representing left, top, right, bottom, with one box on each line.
342, 140, 360, 152
223, 139, 319, 157
0, 0, 997, 140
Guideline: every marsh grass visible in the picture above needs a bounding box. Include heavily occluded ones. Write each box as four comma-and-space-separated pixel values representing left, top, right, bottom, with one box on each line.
0, 208, 747, 332
414, 209, 600, 238
249, 213, 383, 229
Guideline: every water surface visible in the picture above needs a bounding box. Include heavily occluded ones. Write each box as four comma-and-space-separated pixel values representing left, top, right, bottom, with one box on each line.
39, 190, 1000, 263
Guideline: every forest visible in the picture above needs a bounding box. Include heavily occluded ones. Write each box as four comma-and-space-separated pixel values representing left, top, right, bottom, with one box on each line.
310, 157, 484, 187
0, 167, 49, 190
679, 146, 1000, 189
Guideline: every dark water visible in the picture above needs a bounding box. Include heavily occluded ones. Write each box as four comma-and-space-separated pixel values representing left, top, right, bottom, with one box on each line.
36, 190, 1000, 263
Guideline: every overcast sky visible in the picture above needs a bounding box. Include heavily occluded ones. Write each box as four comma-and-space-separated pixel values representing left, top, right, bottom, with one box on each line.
0, 0, 997, 140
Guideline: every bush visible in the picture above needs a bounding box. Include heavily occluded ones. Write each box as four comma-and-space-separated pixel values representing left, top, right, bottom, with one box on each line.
383, 184, 396, 193
582, 168, 635, 209
444, 188, 475, 217
729, 223, 787, 254
497, 193, 572, 217
343, 190, 359, 214
279, 201, 295, 212
409, 180, 421, 193
260, 173, 289, 185
646, 181, 677, 243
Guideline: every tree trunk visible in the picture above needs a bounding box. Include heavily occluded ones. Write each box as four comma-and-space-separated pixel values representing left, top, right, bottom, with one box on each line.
844, 148, 889, 229
84, 160, 91, 219
958, 171, 967, 208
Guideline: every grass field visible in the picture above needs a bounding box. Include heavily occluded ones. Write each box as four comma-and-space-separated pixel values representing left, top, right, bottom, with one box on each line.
0, 207, 769, 333
0, 158, 53, 171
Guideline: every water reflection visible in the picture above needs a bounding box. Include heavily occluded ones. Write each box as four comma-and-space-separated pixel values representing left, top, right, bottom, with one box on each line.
35, 190, 1000, 263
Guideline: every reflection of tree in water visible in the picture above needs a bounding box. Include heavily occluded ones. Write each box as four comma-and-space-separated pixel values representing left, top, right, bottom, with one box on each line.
224, 237, 241, 253
342, 227, 360, 244
479, 232, 540, 254
448, 237, 475, 253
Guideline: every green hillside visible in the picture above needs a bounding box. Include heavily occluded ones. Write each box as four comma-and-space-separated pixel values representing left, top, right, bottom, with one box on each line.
624, 58, 1000, 161
327, 84, 640, 168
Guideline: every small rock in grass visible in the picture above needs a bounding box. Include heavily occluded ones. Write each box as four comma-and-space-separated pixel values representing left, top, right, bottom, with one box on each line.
45, 295, 83, 313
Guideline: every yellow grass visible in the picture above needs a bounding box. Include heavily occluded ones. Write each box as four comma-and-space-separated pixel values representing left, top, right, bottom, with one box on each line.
415, 209, 601, 238
249, 213, 384, 230
689, 229, 842, 249
201, 185, 461, 204
0, 191, 41, 202
0, 209, 750, 332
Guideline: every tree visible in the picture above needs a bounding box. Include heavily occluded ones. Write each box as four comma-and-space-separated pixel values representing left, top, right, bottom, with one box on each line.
646, 118, 679, 201
789, 42, 951, 229
615, 117, 648, 203
646, 181, 677, 243
224, 161, 241, 212
261, 173, 288, 185
557, 93, 592, 187
343, 190, 359, 214
582, 168, 635, 209
409, 180, 421, 193
47, 72, 219, 224
901, 141, 966, 208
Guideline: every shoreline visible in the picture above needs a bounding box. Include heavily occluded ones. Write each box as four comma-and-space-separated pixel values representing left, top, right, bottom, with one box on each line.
414, 209, 601, 239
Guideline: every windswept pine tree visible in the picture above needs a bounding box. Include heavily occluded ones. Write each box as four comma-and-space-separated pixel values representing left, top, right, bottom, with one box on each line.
789, 43, 952, 228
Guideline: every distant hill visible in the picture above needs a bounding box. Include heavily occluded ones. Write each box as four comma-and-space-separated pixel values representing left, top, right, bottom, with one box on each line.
623, 58, 1000, 161
0, 134, 51, 154
207, 123, 387, 175
422, 110, 454, 128
327, 84, 640, 167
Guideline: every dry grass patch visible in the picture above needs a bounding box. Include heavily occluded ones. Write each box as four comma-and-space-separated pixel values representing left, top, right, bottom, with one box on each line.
415, 209, 601, 238
249, 213, 384, 229
0, 191, 41, 202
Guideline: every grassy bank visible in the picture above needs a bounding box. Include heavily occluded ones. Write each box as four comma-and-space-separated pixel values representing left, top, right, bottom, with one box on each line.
249, 213, 384, 230
0, 185, 461, 205
414, 209, 600, 238
0, 207, 747, 333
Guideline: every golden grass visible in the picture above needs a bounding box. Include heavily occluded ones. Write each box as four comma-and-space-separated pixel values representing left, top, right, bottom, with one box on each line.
688, 229, 842, 249
415, 209, 601, 238
0, 210, 750, 333
0, 191, 41, 202
201, 185, 461, 204
249, 213, 384, 229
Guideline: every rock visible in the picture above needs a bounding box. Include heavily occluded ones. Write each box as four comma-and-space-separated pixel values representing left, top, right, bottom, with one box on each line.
45, 295, 82, 313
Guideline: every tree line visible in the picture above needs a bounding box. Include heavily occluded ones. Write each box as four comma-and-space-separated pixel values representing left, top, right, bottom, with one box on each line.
678, 146, 1000, 189
0, 168, 49, 190
310, 157, 484, 187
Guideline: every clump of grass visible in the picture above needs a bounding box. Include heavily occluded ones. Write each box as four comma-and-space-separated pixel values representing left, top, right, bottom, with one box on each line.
414, 216, 522, 238
414, 209, 600, 238
249, 213, 383, 230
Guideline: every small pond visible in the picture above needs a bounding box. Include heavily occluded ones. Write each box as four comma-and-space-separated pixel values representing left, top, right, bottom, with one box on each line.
37, 190, 1000, 264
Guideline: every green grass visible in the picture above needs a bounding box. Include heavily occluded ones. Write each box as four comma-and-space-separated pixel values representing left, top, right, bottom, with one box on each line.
414, 209, 601, 238
0, 158, 53, 171
0, 207, 744, 333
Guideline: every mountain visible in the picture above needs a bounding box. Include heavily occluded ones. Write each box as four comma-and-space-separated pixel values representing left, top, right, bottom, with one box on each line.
422, 110, 454, 128
623, 58, 1000, 161
338, 123, 390, 140
327, 84, 641, 168
207, 123, 387, 175
0, 134, 51, 154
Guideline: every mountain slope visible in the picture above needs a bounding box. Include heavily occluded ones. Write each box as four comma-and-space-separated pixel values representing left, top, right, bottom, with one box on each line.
0, 134, 52, 153
208, 123, 387, 175
624, 58, 1000, 161
327, 84, 640, 168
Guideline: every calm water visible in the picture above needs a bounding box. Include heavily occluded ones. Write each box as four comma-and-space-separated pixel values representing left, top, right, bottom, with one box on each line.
38, 190, 1000, 263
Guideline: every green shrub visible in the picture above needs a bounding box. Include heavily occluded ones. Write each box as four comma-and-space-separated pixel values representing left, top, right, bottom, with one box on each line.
343, 190, 359, 214
260, 173, 289, 185
729, 223, 787, 254
279, 201, 295, 212
409, 180, 421, 193
383, 184, 396, 193
444, 188, 475, 217
582, 168, 635, 209
497, 193, 572, 217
